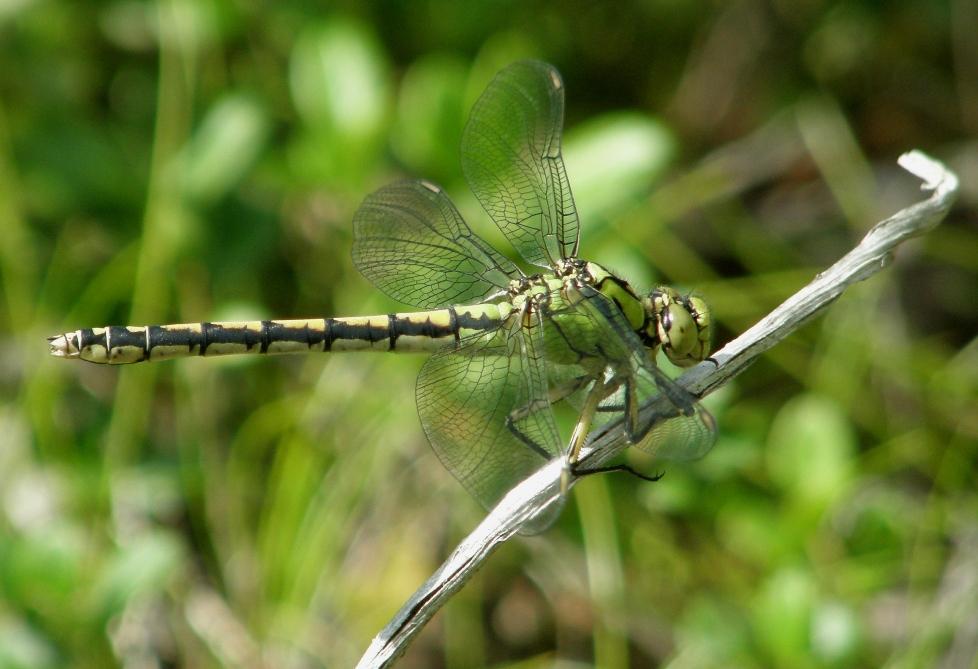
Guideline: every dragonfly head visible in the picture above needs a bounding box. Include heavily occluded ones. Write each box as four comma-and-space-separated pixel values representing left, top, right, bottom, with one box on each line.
644, 287, 712, 367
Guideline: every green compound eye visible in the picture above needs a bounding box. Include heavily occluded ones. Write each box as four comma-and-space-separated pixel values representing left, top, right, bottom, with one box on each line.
686, 294, 712, 356
647, 288, 712, 367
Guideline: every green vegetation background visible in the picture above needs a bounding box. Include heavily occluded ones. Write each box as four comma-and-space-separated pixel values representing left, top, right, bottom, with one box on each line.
2, 1, 977, 667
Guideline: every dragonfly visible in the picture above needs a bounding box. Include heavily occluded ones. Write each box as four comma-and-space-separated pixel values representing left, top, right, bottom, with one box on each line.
49, 60, 716, 530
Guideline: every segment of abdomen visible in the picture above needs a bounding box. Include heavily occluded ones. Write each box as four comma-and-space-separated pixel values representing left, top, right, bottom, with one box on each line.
50, 303, 507, 364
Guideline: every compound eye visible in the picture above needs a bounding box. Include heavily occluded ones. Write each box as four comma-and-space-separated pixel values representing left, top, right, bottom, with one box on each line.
661, 303, 698, 365
686, 296, 712, 349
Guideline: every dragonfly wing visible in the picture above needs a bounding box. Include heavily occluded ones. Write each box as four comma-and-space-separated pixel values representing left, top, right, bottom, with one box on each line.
416, 308, 565, 532
353, 179, 520, 310
462, 60, 580, 268
627, 366, 717, 460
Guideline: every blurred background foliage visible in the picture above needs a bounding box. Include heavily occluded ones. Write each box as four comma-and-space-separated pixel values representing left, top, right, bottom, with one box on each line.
1, 0, 977, 667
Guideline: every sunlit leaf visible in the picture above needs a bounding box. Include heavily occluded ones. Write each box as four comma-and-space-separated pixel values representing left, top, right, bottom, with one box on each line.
752, 567, 816, 666
91, 532, 183, 619
564, 112, 677, 224
390, 54, 468, 181
287, 18, 390, 185
289, 19, 388, 138
175, 93, 269, 205
766, 393, 856, 512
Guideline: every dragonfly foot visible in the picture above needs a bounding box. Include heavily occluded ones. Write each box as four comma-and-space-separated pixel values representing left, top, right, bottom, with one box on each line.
572, 463, 665, 483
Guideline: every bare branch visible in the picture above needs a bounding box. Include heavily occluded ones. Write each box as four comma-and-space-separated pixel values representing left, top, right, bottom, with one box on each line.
355, 151, 958, 669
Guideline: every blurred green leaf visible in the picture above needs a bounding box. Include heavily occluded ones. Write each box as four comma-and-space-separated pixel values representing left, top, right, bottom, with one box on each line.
716, 498, 787, 568
811, 600, 862, 666
290, 20, 387, 133
564, 112, 677, 225
766, 393, 856, 514
287, 18, 390, 186
91, 531, 183, 620
390, 54, 468, 181
752, 567, 817, 668
174, 94, 269, 206
804, 5, 879, 85
0, 615, 58, 669
289, 18, 389, 135
669, 596, 750, 667
98, 1, 157, 52
1, 523, 85, 611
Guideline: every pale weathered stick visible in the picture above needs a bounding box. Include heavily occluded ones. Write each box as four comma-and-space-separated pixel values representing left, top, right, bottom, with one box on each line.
355, 150, 959, 669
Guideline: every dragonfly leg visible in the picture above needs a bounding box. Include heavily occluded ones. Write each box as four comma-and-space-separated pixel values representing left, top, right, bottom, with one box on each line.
504, 407, 555, 461
620, 374, 686, 444
567, 374, 683, 484
574, 463, 664, 482
559, 375, 624, 482
505, 376, 593, 461
562, 376, 624, 493
567, 379, 613, 463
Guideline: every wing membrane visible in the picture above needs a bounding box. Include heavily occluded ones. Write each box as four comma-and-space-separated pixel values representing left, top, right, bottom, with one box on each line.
353, 180, 520, 309
632, 389, 716, 460
462, 60, 580, 268
596, 365, 717, 460
416, 305, 564, 530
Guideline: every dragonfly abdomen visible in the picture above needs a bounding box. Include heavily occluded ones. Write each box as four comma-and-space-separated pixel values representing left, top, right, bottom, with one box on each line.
48, 304, 509, 364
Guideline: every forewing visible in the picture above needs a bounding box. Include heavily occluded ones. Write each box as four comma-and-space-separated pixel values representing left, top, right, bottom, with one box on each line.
416, 308, 564, 530
461, 60, 580, 268
353, 180, 520, 309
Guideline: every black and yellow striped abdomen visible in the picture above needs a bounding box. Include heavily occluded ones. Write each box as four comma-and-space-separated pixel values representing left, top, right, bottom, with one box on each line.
49, 303, 510, 365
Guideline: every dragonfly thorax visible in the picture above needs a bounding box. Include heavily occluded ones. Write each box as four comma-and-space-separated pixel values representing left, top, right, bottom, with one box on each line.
568, 260, 648, 333
507, 273, 561, 325
558, 258, 713, 368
